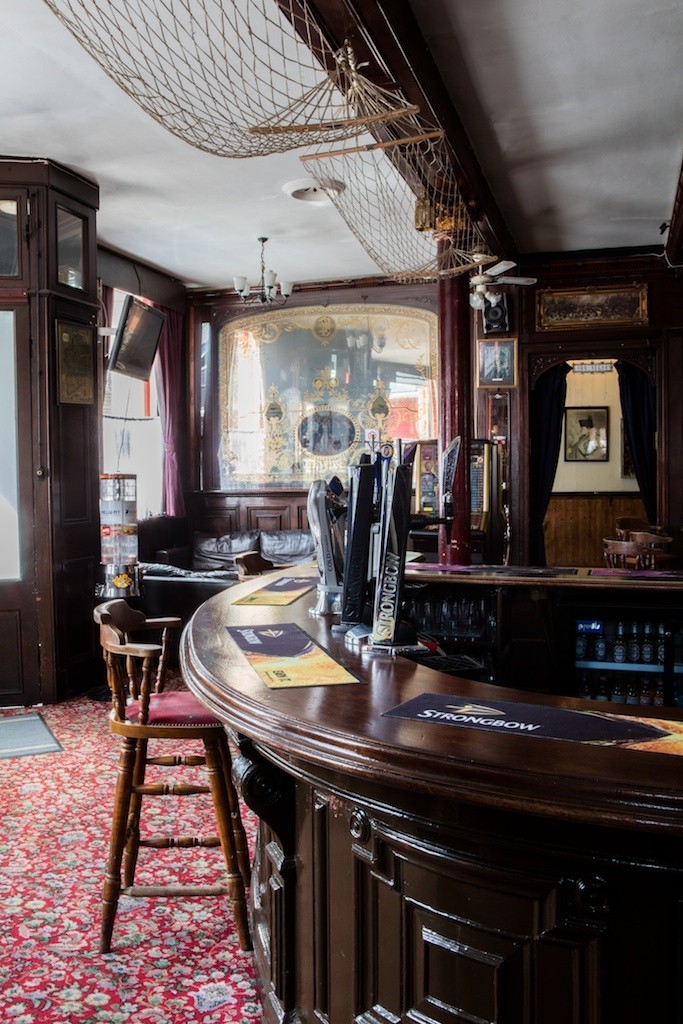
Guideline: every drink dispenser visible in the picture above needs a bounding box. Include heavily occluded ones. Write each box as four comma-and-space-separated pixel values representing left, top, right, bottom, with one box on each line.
99, 473, 142, 597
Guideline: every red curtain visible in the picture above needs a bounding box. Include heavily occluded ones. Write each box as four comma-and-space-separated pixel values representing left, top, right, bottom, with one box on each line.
153, 307, 186, 517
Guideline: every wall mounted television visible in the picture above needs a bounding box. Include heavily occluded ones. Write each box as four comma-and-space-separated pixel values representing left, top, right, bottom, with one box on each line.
107, 295, 167, 381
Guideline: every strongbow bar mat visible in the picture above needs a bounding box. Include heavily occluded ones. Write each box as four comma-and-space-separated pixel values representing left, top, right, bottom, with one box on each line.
383, 692, 683, 753
226, 623, 361, 689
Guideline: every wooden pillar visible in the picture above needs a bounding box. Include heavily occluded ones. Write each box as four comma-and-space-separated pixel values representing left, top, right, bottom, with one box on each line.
438, 269, 471, 564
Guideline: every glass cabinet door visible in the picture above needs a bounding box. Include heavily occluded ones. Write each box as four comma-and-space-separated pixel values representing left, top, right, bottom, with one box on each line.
56, 205, 86, 290
0, 199, 19, 278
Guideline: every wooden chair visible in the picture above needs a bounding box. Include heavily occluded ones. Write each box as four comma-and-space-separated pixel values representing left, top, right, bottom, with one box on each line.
614, 517, 664, 540
94, 602, 252, 954
603, 538, 649, 570
97, 598, 182, 691
629, 532, 676, 569
234, 550, 275, 581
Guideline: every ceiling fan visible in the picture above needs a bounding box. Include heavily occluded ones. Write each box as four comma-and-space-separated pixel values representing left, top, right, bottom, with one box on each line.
469, 260, 537, 309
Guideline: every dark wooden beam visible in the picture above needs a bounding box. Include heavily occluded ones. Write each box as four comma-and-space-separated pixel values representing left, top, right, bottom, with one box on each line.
304, 0, 517, 261
665, 153, 683, 268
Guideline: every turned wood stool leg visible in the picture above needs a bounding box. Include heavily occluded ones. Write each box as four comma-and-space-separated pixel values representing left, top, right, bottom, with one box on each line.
122, 738, 148, 889
217, 734, 251, 887
101, 735, 137, 953
204, 735, 252, 951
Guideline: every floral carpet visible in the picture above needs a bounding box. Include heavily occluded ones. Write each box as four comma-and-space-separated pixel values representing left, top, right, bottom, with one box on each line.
0, 687, 262, 1024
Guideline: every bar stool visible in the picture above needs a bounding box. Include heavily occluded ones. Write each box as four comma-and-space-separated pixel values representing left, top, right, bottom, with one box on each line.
94, 602, 252, 954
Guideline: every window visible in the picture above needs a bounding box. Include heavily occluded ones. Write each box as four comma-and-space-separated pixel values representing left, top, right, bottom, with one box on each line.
102, 290, 163, 518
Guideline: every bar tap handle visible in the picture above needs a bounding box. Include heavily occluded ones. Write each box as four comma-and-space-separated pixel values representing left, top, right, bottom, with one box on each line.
443, 491, 453, 545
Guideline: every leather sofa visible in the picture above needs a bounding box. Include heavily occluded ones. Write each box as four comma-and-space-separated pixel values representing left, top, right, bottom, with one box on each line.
138, 528, 316, 628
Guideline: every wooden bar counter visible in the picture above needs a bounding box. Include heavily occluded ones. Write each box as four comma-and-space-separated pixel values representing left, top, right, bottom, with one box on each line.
181, 568, 683, 1024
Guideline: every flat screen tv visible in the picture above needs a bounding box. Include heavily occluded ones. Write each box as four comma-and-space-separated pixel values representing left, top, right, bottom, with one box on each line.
108, 295, 167, 381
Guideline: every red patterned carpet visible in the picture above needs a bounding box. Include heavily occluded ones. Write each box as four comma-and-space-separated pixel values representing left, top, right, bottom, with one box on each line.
0, 688, 262, 1024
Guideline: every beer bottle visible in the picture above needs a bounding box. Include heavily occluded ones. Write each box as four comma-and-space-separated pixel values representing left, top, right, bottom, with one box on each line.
575, 623, 588, 662
612, 622, 627, 664
627, 622, 641, 664
593, 623, 607, 661
610, 674, 626, 703
595, 674, 610, 701
641, 623, 655, 665
657, 623, 666, 665
626, 675, 641, 705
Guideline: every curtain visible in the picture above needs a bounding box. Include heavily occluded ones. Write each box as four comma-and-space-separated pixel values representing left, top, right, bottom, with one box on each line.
615, 360, 657, 523
529, 362, 571, 566
153, 307, 186, 517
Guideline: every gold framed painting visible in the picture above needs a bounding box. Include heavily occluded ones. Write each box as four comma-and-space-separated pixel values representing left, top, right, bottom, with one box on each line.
57, 320, 95, 405
536, 284, 648, 331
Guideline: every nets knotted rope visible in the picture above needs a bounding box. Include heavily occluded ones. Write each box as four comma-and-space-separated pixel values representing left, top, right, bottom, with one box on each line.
42, 0, 495, 279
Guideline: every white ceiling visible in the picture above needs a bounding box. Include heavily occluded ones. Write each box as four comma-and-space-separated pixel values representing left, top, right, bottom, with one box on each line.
1, 0, 682, 289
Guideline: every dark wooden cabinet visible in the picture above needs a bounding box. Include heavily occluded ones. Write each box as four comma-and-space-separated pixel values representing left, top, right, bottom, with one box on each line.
0, 158, 100, 706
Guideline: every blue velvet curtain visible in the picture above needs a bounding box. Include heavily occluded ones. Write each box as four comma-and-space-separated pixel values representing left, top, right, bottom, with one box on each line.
529, 362, 571, 566
615, 360, 657, 523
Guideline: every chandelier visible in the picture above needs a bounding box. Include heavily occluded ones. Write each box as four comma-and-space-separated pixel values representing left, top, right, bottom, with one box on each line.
233, 237, 293, 305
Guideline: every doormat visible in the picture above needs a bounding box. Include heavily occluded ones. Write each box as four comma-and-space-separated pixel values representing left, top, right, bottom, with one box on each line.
0, 712, 63, 759
382, 691, 683, 753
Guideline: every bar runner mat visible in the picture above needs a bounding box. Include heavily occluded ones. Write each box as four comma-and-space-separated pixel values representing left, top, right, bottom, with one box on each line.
383, 692, 683, 754
409, 564, 577, 577
232, 576, 318, 606
226, 622, 362, 688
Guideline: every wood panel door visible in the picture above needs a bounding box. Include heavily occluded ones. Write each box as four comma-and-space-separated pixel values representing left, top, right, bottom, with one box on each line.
0, 303, 41, 706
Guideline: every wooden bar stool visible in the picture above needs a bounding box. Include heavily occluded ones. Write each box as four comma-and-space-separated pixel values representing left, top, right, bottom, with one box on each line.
95, 598, 182, 691
94, 602, 252, 954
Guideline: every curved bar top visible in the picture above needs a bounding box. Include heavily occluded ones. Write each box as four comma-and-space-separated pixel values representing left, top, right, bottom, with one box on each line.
181, 569, 683, 835
182, 570, 683, 1024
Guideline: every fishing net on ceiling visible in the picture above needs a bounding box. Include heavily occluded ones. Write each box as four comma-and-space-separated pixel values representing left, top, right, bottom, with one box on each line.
41, 0, 496, 279
301, 111, 495, 281
40, 0, 417, 158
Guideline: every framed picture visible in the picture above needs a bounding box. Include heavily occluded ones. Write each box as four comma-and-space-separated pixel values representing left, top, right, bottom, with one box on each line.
57, 320, 95, 405
477, 338, 517, 389
564, 407, 609, 462
536, 284, 647, 331
415, 440, 439, 513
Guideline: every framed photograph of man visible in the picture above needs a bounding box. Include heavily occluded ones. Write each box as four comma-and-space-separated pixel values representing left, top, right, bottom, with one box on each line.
477, 338, 517, 389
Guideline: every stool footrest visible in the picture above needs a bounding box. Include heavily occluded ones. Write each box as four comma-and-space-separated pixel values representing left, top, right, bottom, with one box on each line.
148, 754, 206, 767
140, 835, 222, 850
133, 782, 210, 796
122, 883, 227, 898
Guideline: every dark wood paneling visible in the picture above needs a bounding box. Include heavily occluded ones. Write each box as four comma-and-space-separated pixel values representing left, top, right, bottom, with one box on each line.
544, 494, 649, 567
0, 609, 22, 698
188, 490, 309, 536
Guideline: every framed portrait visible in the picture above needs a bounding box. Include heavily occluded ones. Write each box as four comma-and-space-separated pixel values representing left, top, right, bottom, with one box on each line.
536, 284, 647, 331
564, 407, 608, 462
57, 320, 95, 405
415, 439, 439, 513
477, 338, 517, 389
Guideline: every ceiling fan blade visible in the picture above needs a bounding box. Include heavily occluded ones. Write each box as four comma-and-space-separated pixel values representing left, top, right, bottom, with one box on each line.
487, 260, 517, 277
494, 275, 537, 286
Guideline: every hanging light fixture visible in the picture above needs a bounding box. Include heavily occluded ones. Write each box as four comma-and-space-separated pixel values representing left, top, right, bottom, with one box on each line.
233, 237, 293, 305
